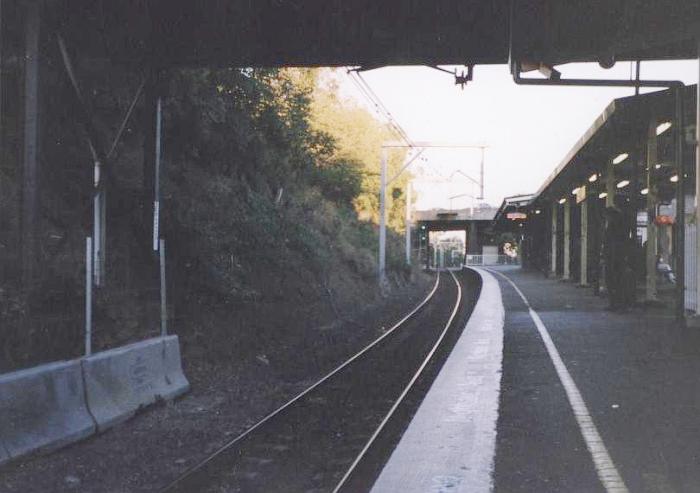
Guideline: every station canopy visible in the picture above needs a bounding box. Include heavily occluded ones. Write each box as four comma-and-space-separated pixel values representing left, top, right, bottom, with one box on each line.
529, 85, 697, 208
60, 0, 700, 68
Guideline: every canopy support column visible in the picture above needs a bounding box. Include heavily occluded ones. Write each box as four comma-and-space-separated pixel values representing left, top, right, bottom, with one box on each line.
563, 198, 571, 280
550, 202, 557, 276
580, 196, 589, 286
695, 44, 700, 313
646, 120, 659, 302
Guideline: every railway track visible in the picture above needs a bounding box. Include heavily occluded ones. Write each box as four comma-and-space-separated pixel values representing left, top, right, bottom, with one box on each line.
163, 268, 480, 493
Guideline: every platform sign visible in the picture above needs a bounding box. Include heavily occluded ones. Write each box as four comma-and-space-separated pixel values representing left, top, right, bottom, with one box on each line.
575, 185, 587, 204
507, 212, 527, 220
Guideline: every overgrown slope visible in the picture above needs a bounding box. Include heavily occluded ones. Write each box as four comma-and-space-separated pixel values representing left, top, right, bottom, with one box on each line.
1, 65, 419, 371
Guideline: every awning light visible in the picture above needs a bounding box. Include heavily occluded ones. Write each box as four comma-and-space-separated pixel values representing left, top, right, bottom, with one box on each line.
616, 180, 630, 189
598, 192, 608, 199
656, 121, 672, 136
655, 163, 662, 169
535, 209, 541, 214
572, 187, 580, 195
588, 173, 598, 183
613, 153, 629, 165
670, 174, 679, 183
641, 188, 649, 195
558, 198, 566, 204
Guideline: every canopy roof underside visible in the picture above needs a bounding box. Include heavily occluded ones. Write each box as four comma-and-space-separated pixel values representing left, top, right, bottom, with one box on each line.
57, 0, 700, 68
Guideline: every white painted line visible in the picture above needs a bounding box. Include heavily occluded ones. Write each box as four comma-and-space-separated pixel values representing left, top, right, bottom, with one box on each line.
488, 269, 628, 493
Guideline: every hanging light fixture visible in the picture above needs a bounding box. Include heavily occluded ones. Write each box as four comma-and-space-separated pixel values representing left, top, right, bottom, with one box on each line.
613, 153, 629, 165
656, 121, 672, 136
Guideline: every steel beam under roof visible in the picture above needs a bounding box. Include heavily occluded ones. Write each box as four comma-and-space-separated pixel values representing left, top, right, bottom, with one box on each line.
54, 0, 700, 68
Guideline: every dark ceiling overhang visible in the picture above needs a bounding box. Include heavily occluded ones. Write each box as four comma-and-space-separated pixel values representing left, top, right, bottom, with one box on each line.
54, 1, 700, 69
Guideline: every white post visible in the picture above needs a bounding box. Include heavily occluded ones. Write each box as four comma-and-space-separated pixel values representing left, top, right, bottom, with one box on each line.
580, 196, 588, 285
563, 198, 571, 280
93, 160, 103, 286
695, 46, 700, 313
379, 147, 387, 283
405, 181, 411, 266
159, 238, 167, 336
153, 96, 162, 251
85, 237, 93, 356
479, 147, 485, 200
647, 120, 659, 301
551, 202, 558, 275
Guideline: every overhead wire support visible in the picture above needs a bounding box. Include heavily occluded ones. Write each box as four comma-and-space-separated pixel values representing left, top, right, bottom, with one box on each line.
345, 68, 414, 148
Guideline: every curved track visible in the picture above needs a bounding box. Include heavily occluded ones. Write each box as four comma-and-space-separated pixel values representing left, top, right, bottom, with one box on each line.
163, 268, 480, 492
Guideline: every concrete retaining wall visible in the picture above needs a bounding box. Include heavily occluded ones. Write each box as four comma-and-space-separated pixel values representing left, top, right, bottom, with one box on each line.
0, 335, 189, 465
0, 360, 96, 463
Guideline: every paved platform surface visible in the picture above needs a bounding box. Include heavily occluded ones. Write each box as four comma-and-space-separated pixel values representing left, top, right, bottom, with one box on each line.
490, 266, 700, 493
372, 268, 504, 493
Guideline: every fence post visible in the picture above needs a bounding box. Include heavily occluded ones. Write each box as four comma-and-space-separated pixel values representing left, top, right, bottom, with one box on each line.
159, 238, 167, 336
85, 237, 93, 356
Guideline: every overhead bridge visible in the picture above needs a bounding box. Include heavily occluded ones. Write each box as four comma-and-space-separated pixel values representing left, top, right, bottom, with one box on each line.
413, 207, 498, 257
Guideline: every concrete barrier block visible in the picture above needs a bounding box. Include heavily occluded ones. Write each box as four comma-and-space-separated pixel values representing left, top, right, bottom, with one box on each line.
83, 337, 166, 430
162, 335, 190, 400
83, 336, 190, 431
0, 360, 96, 462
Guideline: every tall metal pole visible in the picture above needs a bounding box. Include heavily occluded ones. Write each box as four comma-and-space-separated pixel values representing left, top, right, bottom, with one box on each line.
85, 237, 93, 356
580, 195, 588, 285
405, 181, 411, 266
153, 96, 163, 252
674, 86, 685, 323
563, 198, 571, 280
646, 120, 658, 302
378, 147, 387, 283
159, 238, 167, 336
695, 44, 700, 314
93, 159, 105, 286
550, 202, 557, 275
479, 146, 485, 200
22, 0, 41, 294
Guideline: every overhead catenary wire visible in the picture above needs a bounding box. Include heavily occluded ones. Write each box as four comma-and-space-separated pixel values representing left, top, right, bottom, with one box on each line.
345, 68, 413, 148
355, 71, 412, 145
348, 74, 411, 146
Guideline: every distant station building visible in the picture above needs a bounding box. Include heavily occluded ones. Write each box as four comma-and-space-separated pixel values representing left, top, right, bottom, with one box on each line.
492, 194, 535, 265
494, 85, 698, 317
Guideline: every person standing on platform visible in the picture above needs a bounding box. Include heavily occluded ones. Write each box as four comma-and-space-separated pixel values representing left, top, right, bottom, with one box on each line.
603, 206, 629, 311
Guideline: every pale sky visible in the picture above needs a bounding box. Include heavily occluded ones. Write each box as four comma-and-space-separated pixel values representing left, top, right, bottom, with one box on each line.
337, 61, 698, 211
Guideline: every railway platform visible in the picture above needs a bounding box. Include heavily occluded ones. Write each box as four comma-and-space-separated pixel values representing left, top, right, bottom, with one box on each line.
371, 267, 503, 492
374, 265, 700, 493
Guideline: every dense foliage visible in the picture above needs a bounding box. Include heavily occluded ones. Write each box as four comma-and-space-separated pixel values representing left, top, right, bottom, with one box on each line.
164, 67, 411, 297
1, 65, 414, 370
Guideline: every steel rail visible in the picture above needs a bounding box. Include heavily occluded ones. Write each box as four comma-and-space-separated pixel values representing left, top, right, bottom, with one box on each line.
332, 268, 463, 492
161, 270, 443, 491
